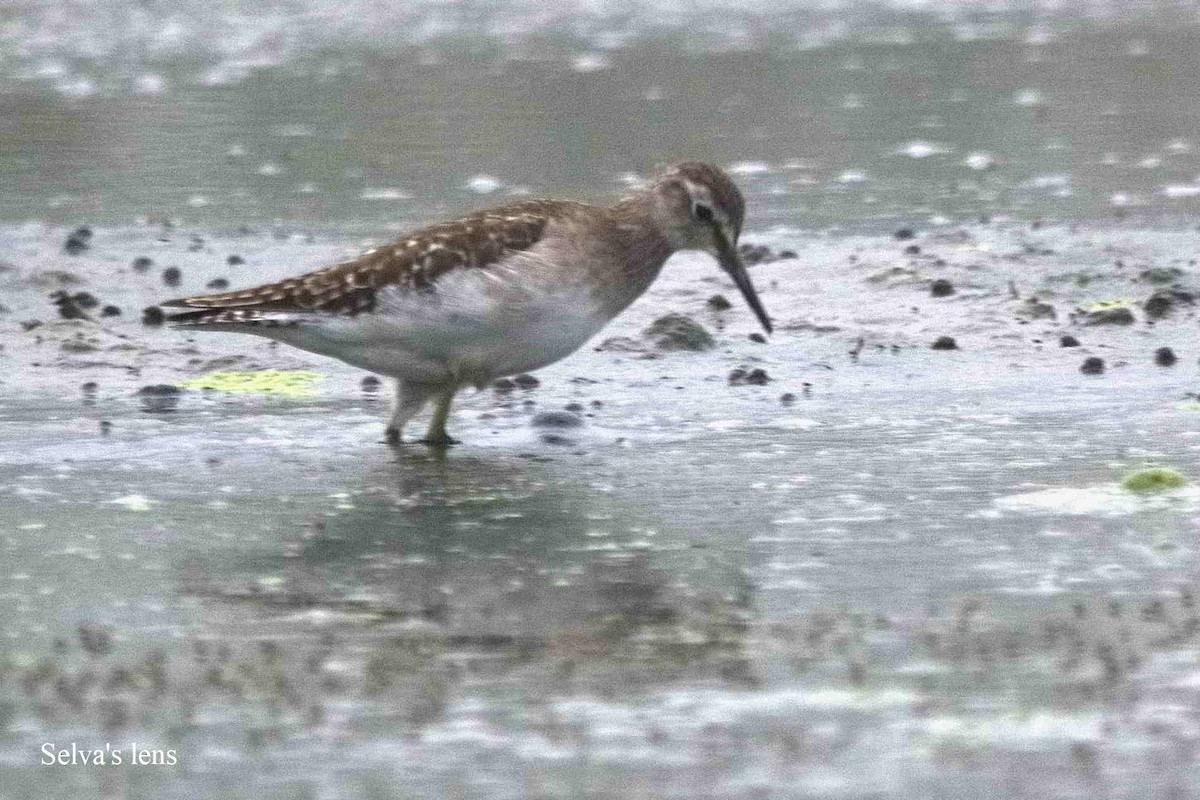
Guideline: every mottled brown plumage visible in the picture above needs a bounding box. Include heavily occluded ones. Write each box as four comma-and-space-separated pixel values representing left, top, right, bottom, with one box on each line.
163, 200, 568, 323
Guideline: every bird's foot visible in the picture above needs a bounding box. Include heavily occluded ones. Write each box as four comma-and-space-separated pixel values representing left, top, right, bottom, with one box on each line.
384, 426, 402, 445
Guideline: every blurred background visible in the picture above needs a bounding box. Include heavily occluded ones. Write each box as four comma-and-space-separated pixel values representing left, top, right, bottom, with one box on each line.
5, 0, 1200, 232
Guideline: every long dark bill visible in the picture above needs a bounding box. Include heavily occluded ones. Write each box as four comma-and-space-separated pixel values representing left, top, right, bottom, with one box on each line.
712, 226, 773, 335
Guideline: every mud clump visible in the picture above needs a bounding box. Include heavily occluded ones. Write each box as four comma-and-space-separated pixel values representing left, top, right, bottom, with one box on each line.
131, 256, 153, 273
595, 336, 647, 353
531, 411, 583, 428
930, 336, 958, 351
1144, 289, 1195, 319
513, 374, 540, 389
227, 255, 245, 266
492, 378, 515, 392
893, 228, 915, 241
644, 314, 714, 351
1139, 267, 1184, 284
929, 279, 954, 297
707, 294, 732, 311
137, 384, 182, 413
728, 367, 770, 385
99, 305, 121, 318
206, 278, 230, 290
737, 244, 773, 266
141, 306, 165, 326
50, 291, 90, 320
71, 291, 99, 310
1081, 305, 1134, 325
1017, 297, 1056, 320
1080, 357, 1105, 375
1060, 335, 1080, 347
137, 384, 182, 397
162, 267, 183, 287
1154, 347, 1178, 367
63, 226, 92, 255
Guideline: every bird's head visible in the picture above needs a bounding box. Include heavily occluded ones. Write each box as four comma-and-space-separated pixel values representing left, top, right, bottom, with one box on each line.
644, 162, 771, 334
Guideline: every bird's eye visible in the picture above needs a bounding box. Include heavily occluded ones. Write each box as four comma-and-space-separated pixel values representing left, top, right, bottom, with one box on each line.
693, 203, 715, 223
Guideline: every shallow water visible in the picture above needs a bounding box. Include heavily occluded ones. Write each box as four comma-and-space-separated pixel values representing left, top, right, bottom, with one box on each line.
8, 4, 1200, 230
5, 1, 1200, 798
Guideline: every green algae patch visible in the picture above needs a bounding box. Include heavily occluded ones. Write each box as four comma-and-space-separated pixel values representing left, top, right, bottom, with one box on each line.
177, 370, 324, 396
1085, 299, 1132, 312
1122, 467, 1187, 493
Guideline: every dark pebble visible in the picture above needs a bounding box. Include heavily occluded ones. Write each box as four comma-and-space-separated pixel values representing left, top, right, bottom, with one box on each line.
492, 378, 516, 392
564, 402, 584, 413
1060, 335, 1080, 347
930, 279, 954, 298
1155, 347, 1178, 367
227, 255, 245, 266
729, 367, 770, 385
99, 420, 112, 435
749, 332, 766, 344
360, 376, 381, 392
930, 336, 958, 350
188, 236, 204, 252
162, 267, 183, 287
99, 305, 121, 318
893, 228, 915, 240
131, 256, 153, 272
206, 278, 230, 290
81, 382, 98, 394
1080, 356, 1105, 375
780, 393, 797, 404
531, 410, 584, 428
137, 384, 182, 396
707, 294, 733, 311
903, 244, 921, 255
513, 374, 540, 389
141, 306, 165, 326
64, 227, 92, 255
778, 250, 798, 260
20, 319, 42, 332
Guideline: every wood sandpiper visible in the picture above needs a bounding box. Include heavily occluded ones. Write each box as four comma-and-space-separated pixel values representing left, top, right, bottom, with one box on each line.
164, 162, 772, 445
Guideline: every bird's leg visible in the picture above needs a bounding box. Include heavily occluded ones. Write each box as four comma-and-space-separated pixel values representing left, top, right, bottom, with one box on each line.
419, 383, 460, 446
384, 380, 431, 445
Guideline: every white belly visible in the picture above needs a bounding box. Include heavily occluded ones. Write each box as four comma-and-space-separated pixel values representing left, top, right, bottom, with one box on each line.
275, 270, 611, 385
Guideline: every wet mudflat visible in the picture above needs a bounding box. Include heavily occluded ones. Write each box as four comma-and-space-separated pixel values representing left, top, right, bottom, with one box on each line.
7, 1, 1200, 796
3, 217, 1200, 798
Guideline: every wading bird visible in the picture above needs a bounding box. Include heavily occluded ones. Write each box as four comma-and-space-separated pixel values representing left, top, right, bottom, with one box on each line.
165, 162, 771, 445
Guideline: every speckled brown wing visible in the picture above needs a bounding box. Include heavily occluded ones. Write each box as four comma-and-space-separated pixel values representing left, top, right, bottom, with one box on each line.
163, 201, 569, 326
